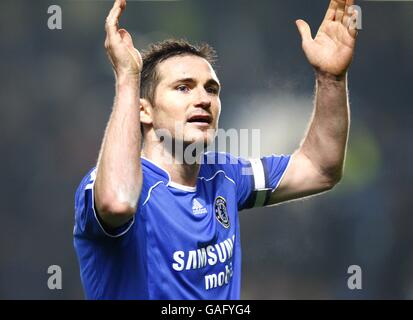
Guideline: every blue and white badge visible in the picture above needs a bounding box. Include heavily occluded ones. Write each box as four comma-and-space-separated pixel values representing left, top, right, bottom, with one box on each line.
214, 196, 230, 228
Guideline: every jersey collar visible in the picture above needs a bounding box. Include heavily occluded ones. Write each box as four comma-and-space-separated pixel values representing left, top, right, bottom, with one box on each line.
141, 157, 197, 192
141, 157, 170, 183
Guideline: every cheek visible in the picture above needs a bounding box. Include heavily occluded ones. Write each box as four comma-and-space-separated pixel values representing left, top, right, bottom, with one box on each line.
163, 93, 188, 119
152, 100, 186, 130
213, 101, 221, 124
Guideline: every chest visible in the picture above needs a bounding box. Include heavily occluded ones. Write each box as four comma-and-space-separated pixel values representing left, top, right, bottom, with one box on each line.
142, 177, 238, 250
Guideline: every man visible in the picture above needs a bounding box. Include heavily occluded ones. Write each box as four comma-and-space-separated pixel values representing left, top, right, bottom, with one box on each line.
74, 0, 358, 299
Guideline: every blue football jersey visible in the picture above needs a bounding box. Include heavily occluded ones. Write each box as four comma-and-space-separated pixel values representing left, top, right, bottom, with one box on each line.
73, 152, 291, 299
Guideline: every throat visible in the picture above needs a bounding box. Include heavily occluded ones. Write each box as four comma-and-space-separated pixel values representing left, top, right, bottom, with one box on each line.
142, 140, 203, 188
169, 162, 200, 188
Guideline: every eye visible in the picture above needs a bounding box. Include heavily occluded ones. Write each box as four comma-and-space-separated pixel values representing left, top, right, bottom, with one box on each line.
176, 85, 190, 93
206, 86, 219, 95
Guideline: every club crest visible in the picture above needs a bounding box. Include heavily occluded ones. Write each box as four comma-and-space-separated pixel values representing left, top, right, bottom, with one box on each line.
214, 196, 230, 229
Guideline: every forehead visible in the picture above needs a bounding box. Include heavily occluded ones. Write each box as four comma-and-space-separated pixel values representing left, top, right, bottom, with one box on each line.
156, 55, 219, 85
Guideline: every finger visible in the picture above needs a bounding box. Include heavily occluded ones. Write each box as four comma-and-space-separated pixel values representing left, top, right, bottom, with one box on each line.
295, 19, 313, 43
343, 5, 354, 29
323, 0, 339, 21
343, 0, 355, 24
119, 29, 141, 61
105, 7, 120, 37
113, 0, 126, 10
335, 0, 346, 23
348, 10, 359, 38
109, 0, 125, 20
344, 0, 355, 15
105, 1, 125, 39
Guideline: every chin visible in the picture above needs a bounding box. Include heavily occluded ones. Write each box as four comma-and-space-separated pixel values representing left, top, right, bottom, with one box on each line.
184, 129, 215, 146
184, 137, 209, 148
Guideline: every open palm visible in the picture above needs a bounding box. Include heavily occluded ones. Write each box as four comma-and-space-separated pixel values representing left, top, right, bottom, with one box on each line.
104, 0, 142, 77
296, 0, 358, 78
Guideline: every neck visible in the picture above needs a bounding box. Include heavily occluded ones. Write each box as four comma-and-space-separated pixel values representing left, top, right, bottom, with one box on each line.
142, 137, 202, 188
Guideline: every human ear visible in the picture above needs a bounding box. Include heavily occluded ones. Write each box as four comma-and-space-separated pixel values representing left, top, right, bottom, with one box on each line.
140, 98, 153, 125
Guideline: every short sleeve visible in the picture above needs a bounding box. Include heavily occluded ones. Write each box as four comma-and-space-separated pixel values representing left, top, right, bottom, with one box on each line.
73, 168, 135, 239
239, 154, 291, 210
260, 154, 291, 190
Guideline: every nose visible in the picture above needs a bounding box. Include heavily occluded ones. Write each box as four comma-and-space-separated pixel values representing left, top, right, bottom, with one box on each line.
194, 87, 211, 109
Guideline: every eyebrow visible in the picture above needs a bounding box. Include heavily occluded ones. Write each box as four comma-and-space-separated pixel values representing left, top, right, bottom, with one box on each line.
172, 77, 221, 90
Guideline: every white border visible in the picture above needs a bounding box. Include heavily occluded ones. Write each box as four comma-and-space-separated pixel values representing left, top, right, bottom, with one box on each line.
168, 181, 197, 192
142, 180, 165, 206
272, 156, 292, 192
249, 158, 266, 190
198, 170, 236, 185
141, 156, 198, 192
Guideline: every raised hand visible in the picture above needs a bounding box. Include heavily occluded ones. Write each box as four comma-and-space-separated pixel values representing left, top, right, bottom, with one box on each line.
296, 0, 358, 78
104, 0, 142, 77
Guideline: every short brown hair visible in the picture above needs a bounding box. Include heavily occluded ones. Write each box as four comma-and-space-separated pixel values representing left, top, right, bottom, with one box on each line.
140, 39, 218, 104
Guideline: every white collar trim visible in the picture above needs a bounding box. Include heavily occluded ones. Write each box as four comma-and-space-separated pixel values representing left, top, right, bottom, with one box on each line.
141, 156, 197, 192
168, 181, 197, 192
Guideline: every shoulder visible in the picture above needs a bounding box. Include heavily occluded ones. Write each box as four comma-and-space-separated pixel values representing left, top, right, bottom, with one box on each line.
200, 152, 252, 184
75, 167, 97, 202
139, 157, 170, 206
202, 152, 251, 169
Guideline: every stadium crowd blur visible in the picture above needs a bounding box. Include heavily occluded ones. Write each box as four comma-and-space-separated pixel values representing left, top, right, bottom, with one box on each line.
0, 0, 412, 299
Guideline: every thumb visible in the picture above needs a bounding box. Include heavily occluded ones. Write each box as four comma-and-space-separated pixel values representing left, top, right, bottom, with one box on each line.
118, 28, 142, 66
295, 19, 312, 43
118, 28, 134, 48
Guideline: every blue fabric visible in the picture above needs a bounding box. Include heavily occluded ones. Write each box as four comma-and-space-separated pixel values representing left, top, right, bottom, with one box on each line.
73, 152, 290, 299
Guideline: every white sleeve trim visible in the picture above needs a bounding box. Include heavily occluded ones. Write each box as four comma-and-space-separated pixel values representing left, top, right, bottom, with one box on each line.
249, 158, 266, 190
143, 181, 165, 206
198, 170, 236, 185
272, 156, 292, 192
168, 181, 197, 192
85, 169, 96, 190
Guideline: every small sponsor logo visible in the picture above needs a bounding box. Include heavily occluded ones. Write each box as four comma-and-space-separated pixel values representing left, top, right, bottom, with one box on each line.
192, 198, 208, 215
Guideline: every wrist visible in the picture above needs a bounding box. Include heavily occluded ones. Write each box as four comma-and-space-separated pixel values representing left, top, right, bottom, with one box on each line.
115, 74, 140, 101
315, 70, 347, 83
115, 72, 141, 87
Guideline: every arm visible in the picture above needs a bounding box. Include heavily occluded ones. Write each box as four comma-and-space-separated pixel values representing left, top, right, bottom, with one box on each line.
268, 0, 358, 205
94, 0, 143, 228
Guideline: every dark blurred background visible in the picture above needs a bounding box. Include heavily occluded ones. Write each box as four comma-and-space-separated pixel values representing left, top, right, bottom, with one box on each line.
0, 0, 412, 299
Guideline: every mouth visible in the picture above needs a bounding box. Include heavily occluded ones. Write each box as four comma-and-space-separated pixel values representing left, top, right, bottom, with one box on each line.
187, 114, 212, 126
